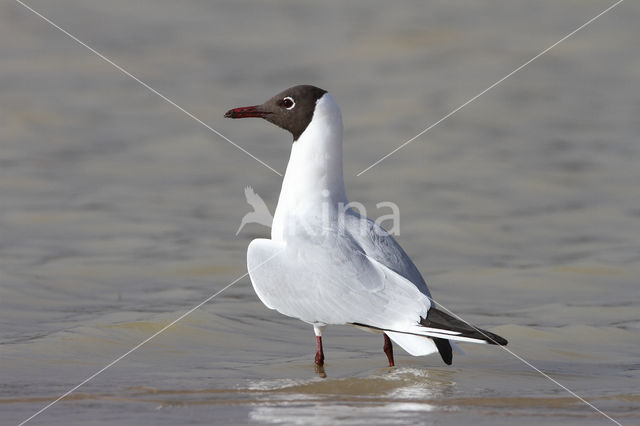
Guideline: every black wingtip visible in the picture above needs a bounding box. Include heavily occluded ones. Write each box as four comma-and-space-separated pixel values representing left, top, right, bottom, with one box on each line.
433, 337, 453, 365
421, 307, 508, 346
485, 332, 508, 346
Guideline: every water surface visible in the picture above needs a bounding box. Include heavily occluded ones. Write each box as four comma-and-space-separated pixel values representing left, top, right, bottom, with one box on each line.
1, 0, 639, 424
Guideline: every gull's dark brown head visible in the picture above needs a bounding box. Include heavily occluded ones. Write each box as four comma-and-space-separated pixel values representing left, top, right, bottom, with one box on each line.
225, 85, 327, 141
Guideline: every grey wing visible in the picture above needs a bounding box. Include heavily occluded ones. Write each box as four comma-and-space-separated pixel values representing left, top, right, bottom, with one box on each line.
247, 236, 506, 353
343, 209, 431, 297
246, 237, 432, 328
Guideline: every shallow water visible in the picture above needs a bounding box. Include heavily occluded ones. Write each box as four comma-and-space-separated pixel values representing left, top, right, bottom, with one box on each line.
1, 0, 639, 425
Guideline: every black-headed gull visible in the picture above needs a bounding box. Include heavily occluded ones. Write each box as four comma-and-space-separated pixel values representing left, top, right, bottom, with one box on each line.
225, 85, 507, 367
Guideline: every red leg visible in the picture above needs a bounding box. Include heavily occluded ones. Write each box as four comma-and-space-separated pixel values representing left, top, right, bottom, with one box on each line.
383, 333, 395, 367
315, 335, 325, 366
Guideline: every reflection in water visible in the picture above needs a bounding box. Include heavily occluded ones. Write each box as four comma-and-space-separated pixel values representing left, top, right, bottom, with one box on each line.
250, 402, 436, 426
315, 364, 327, 379
247, 368, 446, 425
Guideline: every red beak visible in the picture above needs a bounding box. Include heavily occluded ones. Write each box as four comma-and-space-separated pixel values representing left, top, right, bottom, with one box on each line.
224, 105, 271, 119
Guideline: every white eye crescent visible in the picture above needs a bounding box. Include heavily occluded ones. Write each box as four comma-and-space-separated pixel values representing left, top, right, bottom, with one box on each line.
282, 97, 295, 110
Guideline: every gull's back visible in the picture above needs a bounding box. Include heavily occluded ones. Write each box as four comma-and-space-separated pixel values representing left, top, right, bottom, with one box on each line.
342, 208, 431, 298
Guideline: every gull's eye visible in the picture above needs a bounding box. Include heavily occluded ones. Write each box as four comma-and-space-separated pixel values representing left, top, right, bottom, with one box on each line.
281, 97, 295, 110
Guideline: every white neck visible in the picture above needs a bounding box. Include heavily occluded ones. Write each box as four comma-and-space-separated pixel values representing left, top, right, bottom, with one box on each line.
271, 93, 347, 241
